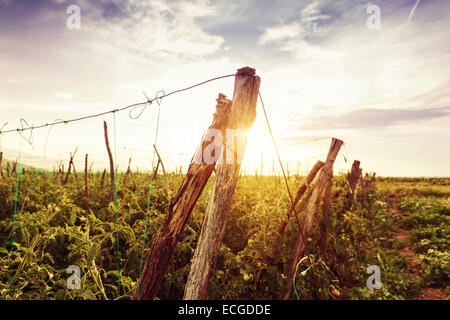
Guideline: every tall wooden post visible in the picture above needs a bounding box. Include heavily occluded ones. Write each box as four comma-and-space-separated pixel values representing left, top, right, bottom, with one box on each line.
103, 121, 115, 204
134, 93, 232, 300
183, 67, 260, 300
282, 138, 343, 300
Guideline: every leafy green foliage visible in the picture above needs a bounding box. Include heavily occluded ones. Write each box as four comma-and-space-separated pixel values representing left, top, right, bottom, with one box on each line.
0, 170, 448, 299
399, 197, 450, 287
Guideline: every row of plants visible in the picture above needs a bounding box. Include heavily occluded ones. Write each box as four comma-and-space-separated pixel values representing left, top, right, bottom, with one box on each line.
1, 169, 446, 299
399, 197, 450, 291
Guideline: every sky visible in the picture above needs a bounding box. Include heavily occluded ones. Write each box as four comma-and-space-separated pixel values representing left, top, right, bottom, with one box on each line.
0, 0, 449, 176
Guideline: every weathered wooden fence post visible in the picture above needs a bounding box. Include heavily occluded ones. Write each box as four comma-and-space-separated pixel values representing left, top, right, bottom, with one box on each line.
84, 154, 89, 198
344, 160, 362, 212
348, 160, 361, 196
183, 67, 260, 300
277, 160, 324, 234
282, 138, 343, 300
133, 92, 232, 300
103, 121, 115, 204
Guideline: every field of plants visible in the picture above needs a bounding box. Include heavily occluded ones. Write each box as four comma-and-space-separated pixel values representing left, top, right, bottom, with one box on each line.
0, 167, 448, 300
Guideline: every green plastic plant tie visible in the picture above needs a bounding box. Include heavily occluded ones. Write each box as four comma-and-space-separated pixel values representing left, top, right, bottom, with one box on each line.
113, 112, 121, 297
154, 90, 165, 106
8, 133, 23, 290
293, 257, 312, 300
129, 90, 165, 120
136, 98, 162, 300
0, 121, 8, 134
19, 118, 33, 146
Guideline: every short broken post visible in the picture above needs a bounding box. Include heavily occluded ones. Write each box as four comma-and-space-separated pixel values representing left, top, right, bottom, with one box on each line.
282, 138, 343, 300
348, 160, 361, 197
344, 160, 362, 212
63, 148, 78, 185
277, 160, 324, 234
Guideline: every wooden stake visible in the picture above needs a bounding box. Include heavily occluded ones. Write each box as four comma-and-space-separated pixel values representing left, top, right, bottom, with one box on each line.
103, 121, 115, 204
153, 159, 160, 180
348, 160, 361, 196
183, 67, 261, 300
344, 160, 362, 212
100, 168, 106, 187
63, 147, 78, 185
133, 93, 232, 300
124, 157, 132, 184
282, 138, 343, 300
84, 154, 89, 198
72, 159, 79, 188
153, 144, 170, 196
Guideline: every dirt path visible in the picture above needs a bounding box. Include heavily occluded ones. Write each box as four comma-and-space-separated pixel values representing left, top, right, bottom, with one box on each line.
388, 198, 448, 300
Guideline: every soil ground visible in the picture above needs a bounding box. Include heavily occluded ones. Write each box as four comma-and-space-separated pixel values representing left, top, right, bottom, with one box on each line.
388, 198, 448, 300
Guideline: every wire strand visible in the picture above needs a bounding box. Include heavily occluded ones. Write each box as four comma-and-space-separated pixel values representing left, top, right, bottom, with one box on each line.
1, 74, 236, 135
258, 91, 300, 226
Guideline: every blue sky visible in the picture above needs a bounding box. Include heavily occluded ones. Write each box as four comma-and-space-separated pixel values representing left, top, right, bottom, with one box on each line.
0, 0, 449, 176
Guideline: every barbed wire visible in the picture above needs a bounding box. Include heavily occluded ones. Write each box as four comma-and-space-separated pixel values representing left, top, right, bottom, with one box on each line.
0, 73, 236, 135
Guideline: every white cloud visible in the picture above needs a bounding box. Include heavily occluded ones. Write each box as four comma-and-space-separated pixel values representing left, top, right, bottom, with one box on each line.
259, 23, 304, 45
82, 0, 224, 57
407, 0, 421, 25
54, 93, 75, 99
1, 0, 449, 176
